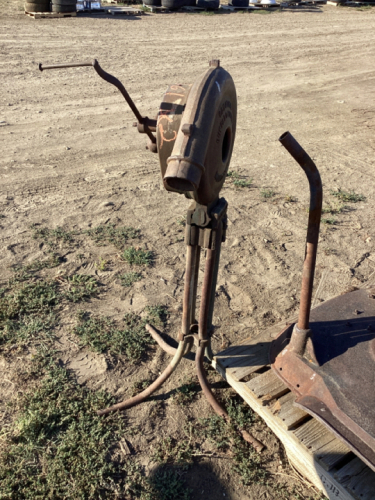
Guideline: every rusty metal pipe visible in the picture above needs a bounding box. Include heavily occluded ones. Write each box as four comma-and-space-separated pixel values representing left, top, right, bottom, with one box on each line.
196, 345, 264, 452
182, 244, 200, 337
39, 59, 156, 144
279, 132, 322, 332
97, 340, 188, 416
198, 223, 222, 342
146, 324, 193, 357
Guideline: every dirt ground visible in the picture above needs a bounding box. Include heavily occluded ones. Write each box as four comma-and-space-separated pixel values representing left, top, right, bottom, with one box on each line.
1, 1, 375, 498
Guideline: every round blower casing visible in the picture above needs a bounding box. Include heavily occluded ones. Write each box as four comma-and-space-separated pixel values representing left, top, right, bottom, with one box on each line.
157, 62, 237, 206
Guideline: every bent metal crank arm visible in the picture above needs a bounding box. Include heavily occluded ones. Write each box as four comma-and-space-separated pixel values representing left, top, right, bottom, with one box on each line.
39, 59, 156, 145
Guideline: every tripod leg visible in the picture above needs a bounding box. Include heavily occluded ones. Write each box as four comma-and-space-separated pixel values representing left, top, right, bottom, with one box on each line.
97, 338, 189, 416
146, 323, 194, 357
196, 344, 264, 452
182, 243, 200, 337
195, 221, 264, 452
97, 232, 201, 416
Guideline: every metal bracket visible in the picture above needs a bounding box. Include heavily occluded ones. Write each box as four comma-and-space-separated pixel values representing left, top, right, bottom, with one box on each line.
185, 198, 227, 249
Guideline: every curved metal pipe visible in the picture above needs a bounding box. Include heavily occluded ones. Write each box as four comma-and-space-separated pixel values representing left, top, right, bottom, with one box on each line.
97, 340, 188, 416
196, 345, 264, 452
146, 324, 193, 357
279, 132, 322, 332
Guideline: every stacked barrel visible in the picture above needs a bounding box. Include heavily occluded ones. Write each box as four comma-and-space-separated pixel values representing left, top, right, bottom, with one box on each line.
51, 0, 76, 12
24, 0, 77, 12
25, 0, 50, 12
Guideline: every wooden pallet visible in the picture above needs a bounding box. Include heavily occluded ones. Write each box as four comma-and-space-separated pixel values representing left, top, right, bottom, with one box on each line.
220, 4, 262, 10
211, 324, 375, 500
106, 6, 144, 13
77, 7, 106, 12
25, 10, 77, 17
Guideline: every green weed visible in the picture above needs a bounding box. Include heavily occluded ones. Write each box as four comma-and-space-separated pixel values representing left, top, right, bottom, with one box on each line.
86, 224, 139, 249
172, 378, 200, 406
31, 225, 75, 248
149, 468, 191, 500
0, 354, 128, 499
72, 306, 166, 360
233, 178, 253, 188
0, 280, 59, 321
330, 188, 366, 203
200, 396, 266, 485
227, 170, 239, 179
152, 437, 195, 469
12, 253, 60, 279
322, 203, 346, 215
95, 257, 108, 272
131, 378, 152, 396
260, 189, 275, 199
321, 218, 336, 225
122, 247, 153, 266
119, 271, 142, 287
64, 274, 98, 303
176, 216, 186, 227
0, 315, 56, 350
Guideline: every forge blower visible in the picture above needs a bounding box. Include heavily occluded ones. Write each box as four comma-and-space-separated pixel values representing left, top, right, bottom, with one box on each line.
39, 60, 375, 466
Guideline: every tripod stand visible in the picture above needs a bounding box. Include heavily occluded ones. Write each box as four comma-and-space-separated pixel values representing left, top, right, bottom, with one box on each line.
98, 198, 263, 451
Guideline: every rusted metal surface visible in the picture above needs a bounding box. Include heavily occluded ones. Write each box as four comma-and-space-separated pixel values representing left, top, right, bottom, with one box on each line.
164, 62, 237, 205
41, 59, 263, 451
271, 289, 375, 472
279, 132, 322, 336
157, 83, 192, 190
272, 134, 375, 470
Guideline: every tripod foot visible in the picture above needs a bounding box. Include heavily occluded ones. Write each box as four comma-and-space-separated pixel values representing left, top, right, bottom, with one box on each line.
196, 345, 264, 453
97, 339, 191, 416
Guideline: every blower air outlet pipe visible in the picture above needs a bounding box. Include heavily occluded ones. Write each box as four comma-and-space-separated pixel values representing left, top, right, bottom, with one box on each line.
279, 132, 322, 337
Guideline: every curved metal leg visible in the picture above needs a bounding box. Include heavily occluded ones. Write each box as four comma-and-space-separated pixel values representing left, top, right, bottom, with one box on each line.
97, 339, 190, 416
195, 223, 264, 452
196, 344, 264, 452
146, 324, 194, 357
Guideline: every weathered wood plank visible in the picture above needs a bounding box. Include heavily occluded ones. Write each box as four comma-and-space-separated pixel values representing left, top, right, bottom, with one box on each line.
220, 343, 267, 370
228, 352, 269, 381
273, 391, 309, 430
346, 467, 375, 500
315, 439, 352, 472
334, 457, 368, 488
216, 344, 258, 367
245, 369, 289, 405
294, 419, 335, 453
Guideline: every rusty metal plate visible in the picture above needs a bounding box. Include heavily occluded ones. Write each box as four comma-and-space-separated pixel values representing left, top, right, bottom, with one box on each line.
271, 288, 375, 472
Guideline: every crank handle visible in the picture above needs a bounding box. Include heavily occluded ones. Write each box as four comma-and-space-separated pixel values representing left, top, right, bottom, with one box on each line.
39, 59, 156, 145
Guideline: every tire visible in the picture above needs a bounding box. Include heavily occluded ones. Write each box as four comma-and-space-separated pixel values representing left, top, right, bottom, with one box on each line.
229, 0, 249, 5
51, 0, 76, 5
197, 0, 219, 8
143, 0, 162, 5
25, 1, 49, 10
161, 0, 186, 9
51, 3, 76, 10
